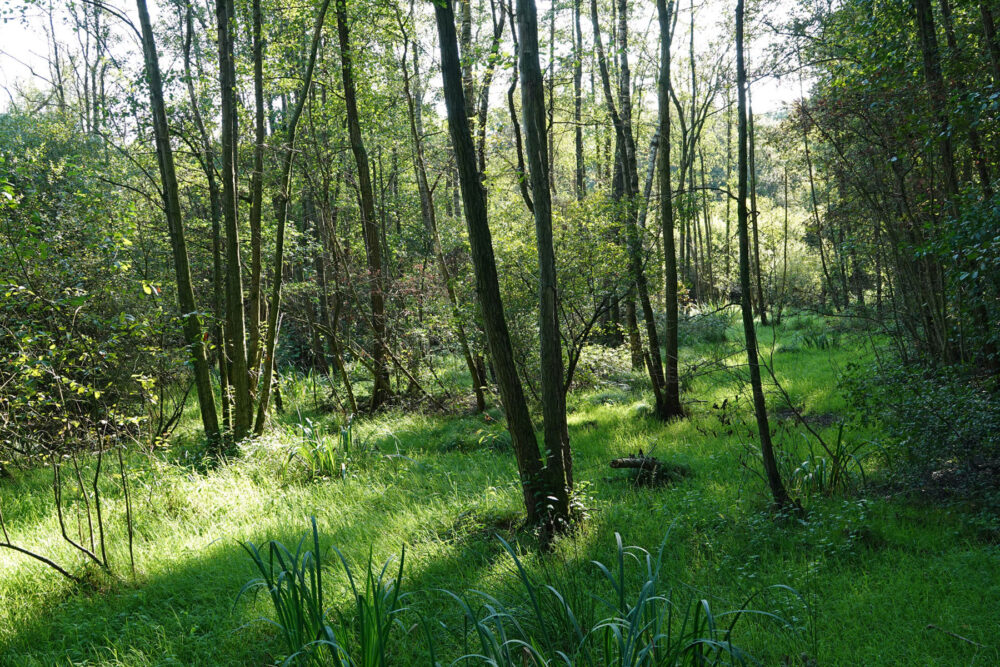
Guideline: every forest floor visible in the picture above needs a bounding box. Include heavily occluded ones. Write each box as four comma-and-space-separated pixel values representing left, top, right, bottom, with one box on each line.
1, 316, 998, 665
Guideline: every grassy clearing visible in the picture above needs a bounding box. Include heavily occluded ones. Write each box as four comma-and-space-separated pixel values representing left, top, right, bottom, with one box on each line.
1, 317, 998, 665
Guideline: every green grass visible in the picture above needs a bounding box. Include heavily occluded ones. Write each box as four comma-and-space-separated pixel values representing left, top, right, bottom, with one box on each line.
1, 318, 998, 665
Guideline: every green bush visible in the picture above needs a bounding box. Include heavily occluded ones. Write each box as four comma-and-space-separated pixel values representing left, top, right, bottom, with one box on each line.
671, 310, 734, 348
843, 362, 1000, 499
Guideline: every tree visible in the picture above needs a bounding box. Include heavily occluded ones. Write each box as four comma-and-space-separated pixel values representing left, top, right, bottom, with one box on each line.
216, 0, 253, 441
517, 0, 573, 499
736, 0, 790, 507
335, 0, 392, 410
657, 0, 683, 419
136, 0, 220, 448
434, 0, 567, 528
253, 0, 332, 434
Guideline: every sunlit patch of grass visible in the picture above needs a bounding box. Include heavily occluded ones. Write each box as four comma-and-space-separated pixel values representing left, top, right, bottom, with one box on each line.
0, 322, 997, 664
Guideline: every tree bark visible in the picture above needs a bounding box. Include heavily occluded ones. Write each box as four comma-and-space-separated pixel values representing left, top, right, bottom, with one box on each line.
435, 0, 559, 527
253, 0, 331, 434
136, 0, 221, 448
747, 89, 768, 324
181, 0, 230, 437
737, 0, 790, 507
517, 0, 573, 502
336, 0, 392, 410
574, 0, 585, 199
399, 9, 487, 412
657, 0, 683, 418
247, 0, 266, 377
216, 0, 252, 441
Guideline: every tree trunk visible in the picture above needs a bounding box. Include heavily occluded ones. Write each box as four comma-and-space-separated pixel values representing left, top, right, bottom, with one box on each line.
181, 0, 230, 437
517, 0, 572, 504
574, 0, 585, 200
737, 0, 790, 507
216, 0, 252, 441
247, 0, 266, 378
336, 0, 392, 410
747, 90, 768, 324
657, 0, 683, 418
136, 0, 221, 448
253, 0, 331, 435
400, 13, 487, 412
981, 3, 1000, 85
434, 0, 555, 526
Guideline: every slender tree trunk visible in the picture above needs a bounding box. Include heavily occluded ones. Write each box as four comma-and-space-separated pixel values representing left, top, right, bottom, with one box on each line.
725, 89, 732, 284
136, 0, 221, 448
574, 0, 585, 199
778, 167, 789, 324
253, 0, 331, 434
434, 0, 555, 525
216, 0, 252, 441
475, 4, 507, 173
982, 3, 1000, 83
399, 14, 487, 412
591, 0, 671, 420
747, 90, 768, 324
939, 0, 993, 198
336, 0, 392, 409
737, 0, 790, 507
247, 0, 266, 378
181, 0, 230, 437
657, 0, 683, 418
700, 148, 714, 299
915, 0, 959, 207
517, 0, 572, 503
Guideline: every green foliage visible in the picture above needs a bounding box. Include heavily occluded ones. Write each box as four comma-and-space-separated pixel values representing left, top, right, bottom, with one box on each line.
843, 361, 1000, 500
288, 415, 372, 480
239, 517, 406, 666
780, 315, 839, 351
676, 311, 732, 347
444, 532, 800, 666
778, 425, 869, 498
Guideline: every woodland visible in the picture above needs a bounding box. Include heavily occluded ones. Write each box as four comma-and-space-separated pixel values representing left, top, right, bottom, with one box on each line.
0, 0, 999, 662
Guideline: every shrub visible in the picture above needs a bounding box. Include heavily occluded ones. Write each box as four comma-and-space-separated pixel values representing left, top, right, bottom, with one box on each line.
843, 361, 1000, 499
661, 309, 734, 348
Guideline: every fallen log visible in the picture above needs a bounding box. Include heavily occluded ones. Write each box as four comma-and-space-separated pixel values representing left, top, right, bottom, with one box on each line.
610, 455, 668, 470
610, 453, 691, 486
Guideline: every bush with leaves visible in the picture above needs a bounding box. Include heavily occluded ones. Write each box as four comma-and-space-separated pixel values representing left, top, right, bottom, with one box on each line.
843, 360, 1000, 499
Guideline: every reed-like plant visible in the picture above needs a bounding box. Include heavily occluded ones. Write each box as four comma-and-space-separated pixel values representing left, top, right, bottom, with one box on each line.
447, 532, 804, 666
238, 517, 406, 666
289, 414, 356, 480
241, 522, 804, 666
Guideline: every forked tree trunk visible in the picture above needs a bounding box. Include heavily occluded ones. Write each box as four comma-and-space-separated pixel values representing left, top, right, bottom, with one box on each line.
435, 0, 563, 527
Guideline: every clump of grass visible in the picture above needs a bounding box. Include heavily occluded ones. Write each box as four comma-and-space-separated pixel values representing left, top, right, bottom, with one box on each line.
288, 415, 367, 480
441, 532, 804, 666
238, 517, 406, 666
